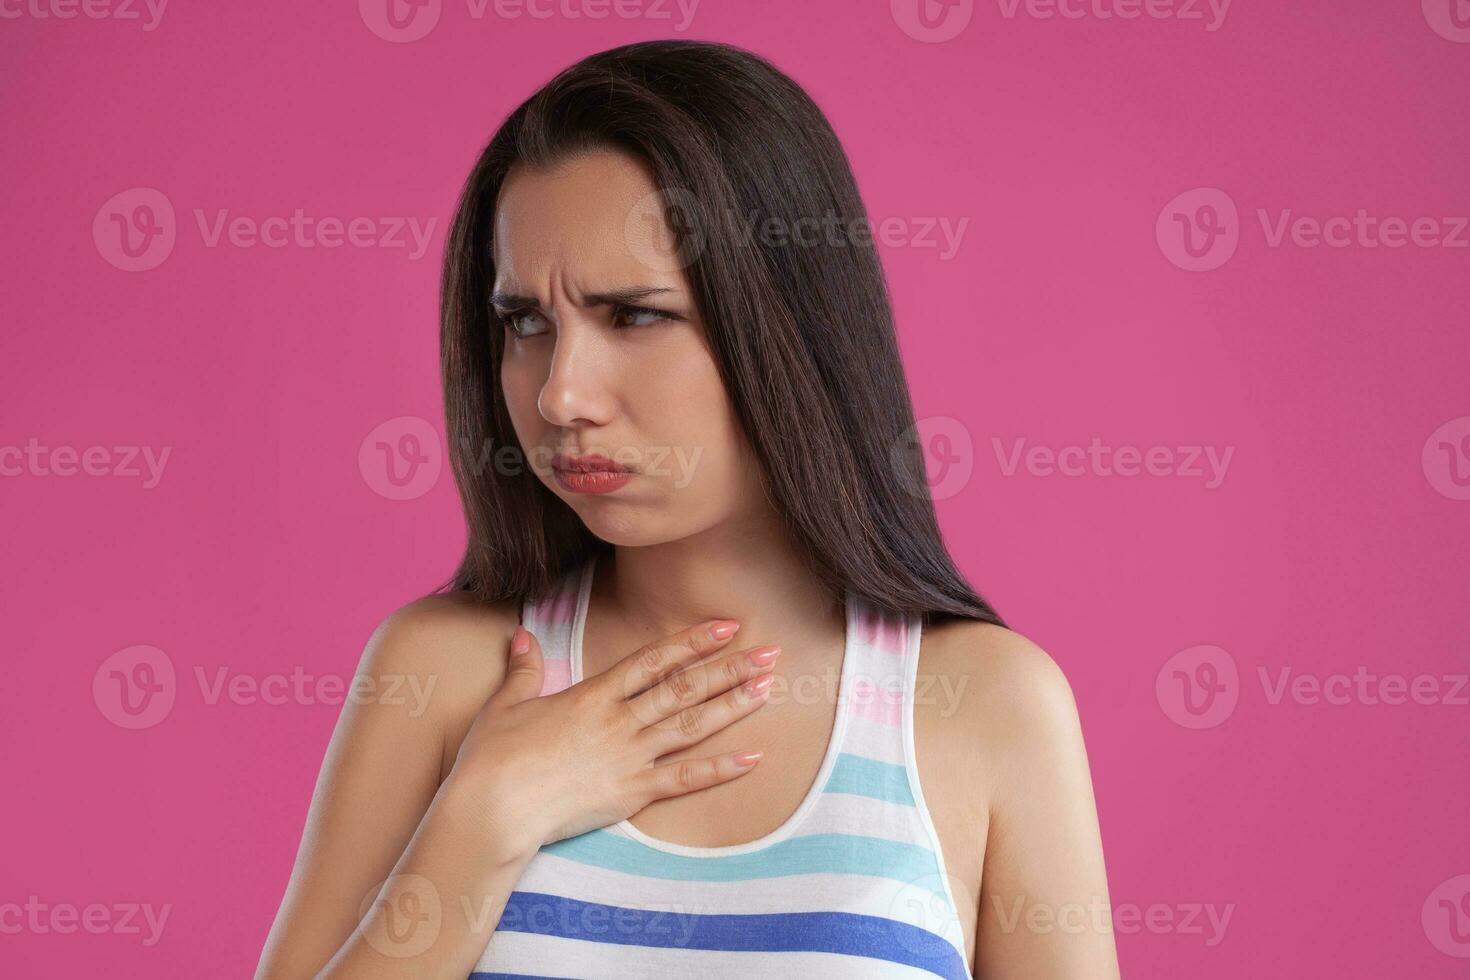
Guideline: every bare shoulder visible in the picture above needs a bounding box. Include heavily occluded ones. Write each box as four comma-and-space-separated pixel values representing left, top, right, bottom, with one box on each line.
356, 590, 522, 741
917, 619, 1085, 784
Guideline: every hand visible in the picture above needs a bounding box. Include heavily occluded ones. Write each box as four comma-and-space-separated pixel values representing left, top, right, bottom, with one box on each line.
448, 618, 781, 849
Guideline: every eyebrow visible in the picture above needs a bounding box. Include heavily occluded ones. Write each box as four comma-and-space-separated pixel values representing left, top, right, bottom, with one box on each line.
489, 285, 678, 310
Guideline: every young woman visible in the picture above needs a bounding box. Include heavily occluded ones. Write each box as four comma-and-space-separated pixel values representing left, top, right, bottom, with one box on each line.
256, 39, 1118, 980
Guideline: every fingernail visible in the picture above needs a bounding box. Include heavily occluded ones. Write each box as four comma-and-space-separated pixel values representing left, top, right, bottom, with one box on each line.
743, 673, 774, 699
709, 620, 740, 640
733, 750, 763, 767
747, 645, 781, 667
511, 626, 529, 655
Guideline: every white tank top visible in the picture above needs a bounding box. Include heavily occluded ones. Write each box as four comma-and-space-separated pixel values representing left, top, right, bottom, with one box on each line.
471, 552, 972, 978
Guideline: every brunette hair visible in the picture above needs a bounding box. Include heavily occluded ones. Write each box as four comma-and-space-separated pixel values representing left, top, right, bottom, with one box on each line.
436, 38, 1003, 628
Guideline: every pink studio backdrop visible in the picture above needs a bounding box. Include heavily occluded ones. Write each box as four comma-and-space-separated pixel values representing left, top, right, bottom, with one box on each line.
2, 1, 1467, 977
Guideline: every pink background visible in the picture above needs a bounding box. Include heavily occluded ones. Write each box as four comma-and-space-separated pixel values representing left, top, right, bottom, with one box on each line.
3, 1, 1467, 976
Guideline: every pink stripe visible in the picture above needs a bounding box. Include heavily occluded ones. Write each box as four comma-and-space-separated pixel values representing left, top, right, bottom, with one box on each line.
853, 601, 907, 656
847, 675, 903, 727
539, 658, 572, 697
538, 575, 576, 628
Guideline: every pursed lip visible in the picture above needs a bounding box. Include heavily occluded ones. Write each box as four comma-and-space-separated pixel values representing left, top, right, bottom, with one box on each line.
550, 452, 636, 474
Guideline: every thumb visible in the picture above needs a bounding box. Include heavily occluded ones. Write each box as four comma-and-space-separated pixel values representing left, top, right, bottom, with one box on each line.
495, 625, 545, 704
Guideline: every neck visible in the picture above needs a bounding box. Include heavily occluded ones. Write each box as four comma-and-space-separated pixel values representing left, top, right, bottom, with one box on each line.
588, 517, 845, 671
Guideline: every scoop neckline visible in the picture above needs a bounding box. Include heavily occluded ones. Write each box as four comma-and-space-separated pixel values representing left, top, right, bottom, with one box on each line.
569, 551, 857, 857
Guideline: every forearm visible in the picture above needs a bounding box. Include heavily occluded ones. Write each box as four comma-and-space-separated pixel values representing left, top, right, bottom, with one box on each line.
313, 775, 542, 980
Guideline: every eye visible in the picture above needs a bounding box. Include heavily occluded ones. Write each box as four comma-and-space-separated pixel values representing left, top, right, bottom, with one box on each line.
611, 303, 677, 329
498, 308, 549, 339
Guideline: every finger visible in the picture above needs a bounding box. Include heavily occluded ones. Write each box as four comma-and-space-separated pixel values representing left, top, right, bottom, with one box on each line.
492, 625, 545, 705
604, 619, 742, 701
640, 670, 775, 756
626, 644, 781, 728
637, 748, 764, 803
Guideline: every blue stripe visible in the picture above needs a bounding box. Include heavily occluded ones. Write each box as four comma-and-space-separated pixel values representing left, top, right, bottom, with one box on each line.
822, 751, 917, 805
484, 890, 968, 979
541, 829, 947, 904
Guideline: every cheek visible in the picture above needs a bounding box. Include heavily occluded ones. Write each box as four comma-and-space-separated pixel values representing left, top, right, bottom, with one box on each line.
638, 370, 749, 491
500, 357, 544, 438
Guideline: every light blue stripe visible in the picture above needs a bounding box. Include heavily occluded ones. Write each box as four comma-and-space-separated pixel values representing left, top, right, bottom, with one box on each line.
822, 751, 916, 805
541, 830, 948, 906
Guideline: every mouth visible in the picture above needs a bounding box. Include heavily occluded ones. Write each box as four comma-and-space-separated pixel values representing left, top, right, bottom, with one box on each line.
550, 453, 636, 474
550, 452, 636, 494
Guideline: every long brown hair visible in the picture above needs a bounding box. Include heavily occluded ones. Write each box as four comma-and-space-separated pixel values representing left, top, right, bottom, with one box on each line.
435, 39, 1003, 628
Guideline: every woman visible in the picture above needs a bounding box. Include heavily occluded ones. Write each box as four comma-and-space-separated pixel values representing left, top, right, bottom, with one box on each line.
256, 39, 1117, 979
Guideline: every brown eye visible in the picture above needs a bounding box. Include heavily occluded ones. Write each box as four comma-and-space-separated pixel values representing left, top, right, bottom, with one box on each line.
612, 304, 673, 329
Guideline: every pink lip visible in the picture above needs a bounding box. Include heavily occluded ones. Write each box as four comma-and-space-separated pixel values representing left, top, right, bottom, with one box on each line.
553, 468, 633, 494
550, 453, 635, 474
550, 453, 635, 494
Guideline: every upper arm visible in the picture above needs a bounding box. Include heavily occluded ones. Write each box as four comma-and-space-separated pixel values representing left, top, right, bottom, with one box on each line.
253, 593, 516, 979
970, 629, 1119, 979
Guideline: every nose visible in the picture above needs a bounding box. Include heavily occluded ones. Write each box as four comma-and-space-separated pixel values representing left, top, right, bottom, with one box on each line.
536, 317, 615, 429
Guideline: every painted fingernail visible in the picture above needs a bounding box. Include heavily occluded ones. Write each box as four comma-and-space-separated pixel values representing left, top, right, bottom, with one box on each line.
743, 673, 774, 699
733, 750, 763, 767
709, 620, 740, 640
747, 645, 781, 667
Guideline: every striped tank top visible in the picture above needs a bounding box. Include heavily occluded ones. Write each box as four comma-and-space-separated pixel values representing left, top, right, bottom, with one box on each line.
470, 553, 972, 979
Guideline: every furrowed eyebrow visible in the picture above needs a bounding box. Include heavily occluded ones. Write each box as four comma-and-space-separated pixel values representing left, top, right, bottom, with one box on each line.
489, 286, 678, 310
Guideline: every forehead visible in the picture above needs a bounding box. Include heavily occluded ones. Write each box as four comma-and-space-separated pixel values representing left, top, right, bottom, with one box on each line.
492, 148, 674, 288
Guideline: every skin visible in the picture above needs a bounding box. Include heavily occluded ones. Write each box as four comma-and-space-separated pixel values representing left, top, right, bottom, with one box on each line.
255, 148, 1119, 978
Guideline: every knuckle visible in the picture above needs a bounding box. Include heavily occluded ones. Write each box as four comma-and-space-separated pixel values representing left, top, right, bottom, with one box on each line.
675, 704, 704, 739
673, 760, 700, 791
665, 667, 696, 703
721, 657, 744, 687
635, 644, 668, 676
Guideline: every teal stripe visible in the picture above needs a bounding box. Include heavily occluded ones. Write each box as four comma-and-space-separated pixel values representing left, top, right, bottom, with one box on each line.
822, 751, 916, 806
542, 830, 949, 906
